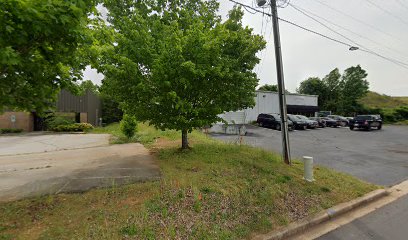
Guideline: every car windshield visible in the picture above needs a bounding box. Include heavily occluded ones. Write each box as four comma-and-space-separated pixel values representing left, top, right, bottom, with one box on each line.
355, 115, 372, 120
297, 115, 308, 120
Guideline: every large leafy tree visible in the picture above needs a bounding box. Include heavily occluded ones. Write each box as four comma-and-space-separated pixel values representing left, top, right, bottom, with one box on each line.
297, 65, 369, 115
96, 1, 265, 149
297, 77, 328, 107
0, 0, 96, 112
338, 65, 369, 114
258, 84, 278, 92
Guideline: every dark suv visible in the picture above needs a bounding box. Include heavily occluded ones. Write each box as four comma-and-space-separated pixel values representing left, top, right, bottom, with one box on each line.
257, 113, 293, 131
349, 115, 382, 131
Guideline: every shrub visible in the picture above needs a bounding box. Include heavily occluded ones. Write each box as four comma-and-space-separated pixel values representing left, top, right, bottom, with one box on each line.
0, 128, 23, 134
120, 114, 137, 139
53, 123, 93, 132
45, 114, 75, 130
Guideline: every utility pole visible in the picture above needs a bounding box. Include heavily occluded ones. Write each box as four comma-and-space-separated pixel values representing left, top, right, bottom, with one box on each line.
270, 0, 291, 164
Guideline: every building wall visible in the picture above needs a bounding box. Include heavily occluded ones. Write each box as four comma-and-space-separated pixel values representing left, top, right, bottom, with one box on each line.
0, 112, 33, 132
218, 91, 319, 123
56, 89, 101, 126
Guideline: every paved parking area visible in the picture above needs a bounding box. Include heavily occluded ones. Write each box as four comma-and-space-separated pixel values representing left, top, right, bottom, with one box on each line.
212, 125, 408, 186
0, 134, 160, 202
0, 133, 110, 156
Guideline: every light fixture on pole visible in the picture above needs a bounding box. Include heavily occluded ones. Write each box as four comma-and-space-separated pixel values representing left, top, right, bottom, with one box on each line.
256, 0, 291, 165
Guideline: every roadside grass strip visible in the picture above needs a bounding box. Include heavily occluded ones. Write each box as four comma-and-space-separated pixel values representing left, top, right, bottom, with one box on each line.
0, 124, 378, 239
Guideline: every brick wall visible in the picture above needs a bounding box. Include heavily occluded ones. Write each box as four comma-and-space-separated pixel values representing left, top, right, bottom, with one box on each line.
0, 112, 34, 132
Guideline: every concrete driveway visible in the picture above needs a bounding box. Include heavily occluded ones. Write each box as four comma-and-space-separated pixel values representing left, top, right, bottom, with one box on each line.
0, 134, 160, 202
0, 133, 110, 156
212, 125, 408, 186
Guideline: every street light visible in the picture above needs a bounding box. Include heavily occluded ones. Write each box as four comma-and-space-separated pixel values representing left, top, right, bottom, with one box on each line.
349, 46, 359, 51
256, 0, 291, 165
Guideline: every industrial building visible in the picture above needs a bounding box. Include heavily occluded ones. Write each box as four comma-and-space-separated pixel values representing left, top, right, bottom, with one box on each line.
211, 90, 319, 134
0, 89, 101, 132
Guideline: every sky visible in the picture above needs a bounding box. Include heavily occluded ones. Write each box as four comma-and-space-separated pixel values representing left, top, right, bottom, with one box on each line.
84, 0, 408, 96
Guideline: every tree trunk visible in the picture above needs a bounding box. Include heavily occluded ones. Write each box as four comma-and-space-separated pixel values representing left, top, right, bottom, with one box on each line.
181, 129, 189, 149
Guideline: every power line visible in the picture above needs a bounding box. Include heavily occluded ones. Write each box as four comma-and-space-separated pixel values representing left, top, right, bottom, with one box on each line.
395, 0, 408, 11
311, 0, 406, 44
288, 3, 408, 62
365, 0, 408, 27
289, 3, 408, 68
229, 0, 353, 48
227, 0, 408, 70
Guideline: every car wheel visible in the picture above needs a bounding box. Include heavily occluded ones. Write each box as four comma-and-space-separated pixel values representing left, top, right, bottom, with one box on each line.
259, 122, 264, 127
303, 125, 307, 130
276, 124, 281, 131
349, 126, 354, 130
378, 124, 382, 130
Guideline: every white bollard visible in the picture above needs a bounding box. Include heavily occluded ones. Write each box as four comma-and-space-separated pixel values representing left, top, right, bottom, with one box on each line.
303, 156, 314, 182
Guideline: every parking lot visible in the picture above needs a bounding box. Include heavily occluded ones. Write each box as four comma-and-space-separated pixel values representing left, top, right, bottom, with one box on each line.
212, 125, 408, 186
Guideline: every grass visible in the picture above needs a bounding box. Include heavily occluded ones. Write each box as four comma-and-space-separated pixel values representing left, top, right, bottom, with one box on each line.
360, 91, 408, 109
0, 124, 378, 239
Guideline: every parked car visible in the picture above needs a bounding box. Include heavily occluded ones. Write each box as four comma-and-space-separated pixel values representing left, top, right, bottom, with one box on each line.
287, 114, 308, 130
349, 115, 382, 131
257, 113, 293, 131
327, 115, 349, 127
309, 117, 326, 128
296, 115, 319, 129
320, 117, 340, 127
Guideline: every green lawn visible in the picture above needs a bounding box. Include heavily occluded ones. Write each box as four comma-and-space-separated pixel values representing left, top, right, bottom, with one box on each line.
0, 124, 378, 239
360, 91, 407, 109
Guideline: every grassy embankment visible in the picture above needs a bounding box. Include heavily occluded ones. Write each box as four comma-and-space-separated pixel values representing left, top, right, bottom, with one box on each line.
359, 91, 408, 125
0, 123, 378, 239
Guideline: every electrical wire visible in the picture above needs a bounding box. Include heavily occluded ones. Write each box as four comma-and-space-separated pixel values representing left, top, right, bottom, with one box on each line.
289, 3, 408, 68
311, 0, 406, 44
227, 0, 408, 70
395, 0, 408, 11
365, 0, 408, 27
287, 3, 408, 62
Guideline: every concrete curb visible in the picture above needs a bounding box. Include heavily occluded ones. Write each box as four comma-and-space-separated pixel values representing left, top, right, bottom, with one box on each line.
253, 188, 389, 240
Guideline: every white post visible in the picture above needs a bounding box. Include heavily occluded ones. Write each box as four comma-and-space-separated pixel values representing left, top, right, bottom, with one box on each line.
303, 156, 314, 182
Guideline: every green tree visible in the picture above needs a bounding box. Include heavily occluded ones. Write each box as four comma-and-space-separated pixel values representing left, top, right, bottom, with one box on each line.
338, 65, 369, 114
297, 77, 328, 107
78, 80, 99, 95
322, 68, 341, 111
0, 0, 96, 112
96, 1, 265, 149
258, 84, 278, 92
120, 114, 137, 139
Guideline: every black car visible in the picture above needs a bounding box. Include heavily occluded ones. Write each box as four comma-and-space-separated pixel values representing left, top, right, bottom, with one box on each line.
287, 114, 308, 130
257, 113, 293, 131
320, 117, 340, 127
296, 115, 319, 129
309, 117, 326, 128
327, 115, 349, 127
349, 115, 382, 131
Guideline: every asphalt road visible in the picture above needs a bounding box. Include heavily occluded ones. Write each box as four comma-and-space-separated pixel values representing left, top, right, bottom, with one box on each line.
212, 125, 408, 240
211, 125, 408, 186
318, 194, 408, 240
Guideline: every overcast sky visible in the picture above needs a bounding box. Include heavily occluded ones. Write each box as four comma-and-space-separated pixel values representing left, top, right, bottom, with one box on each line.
84, 0, 408, 96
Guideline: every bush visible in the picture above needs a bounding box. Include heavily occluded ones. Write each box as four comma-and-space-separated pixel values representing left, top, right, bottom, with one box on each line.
0, 128, 23, 134
45, 114, 75, 130
53, 123, 93, 132
120, 114, 137, 139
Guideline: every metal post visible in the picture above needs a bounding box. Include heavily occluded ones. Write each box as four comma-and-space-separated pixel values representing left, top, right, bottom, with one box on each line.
270, 0, 291, 164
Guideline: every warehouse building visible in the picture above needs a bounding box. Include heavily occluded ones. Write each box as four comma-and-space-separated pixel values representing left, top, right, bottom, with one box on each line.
212, 90, 318, 134
0, 89, 101, 132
